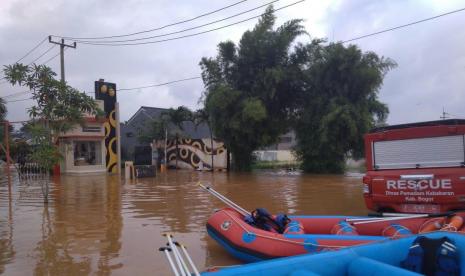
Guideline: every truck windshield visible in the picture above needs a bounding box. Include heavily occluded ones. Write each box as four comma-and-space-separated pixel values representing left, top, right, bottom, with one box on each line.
373, 135, 465, 170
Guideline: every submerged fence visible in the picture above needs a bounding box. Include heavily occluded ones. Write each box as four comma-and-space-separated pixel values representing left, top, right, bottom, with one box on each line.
17, 162, 47, 179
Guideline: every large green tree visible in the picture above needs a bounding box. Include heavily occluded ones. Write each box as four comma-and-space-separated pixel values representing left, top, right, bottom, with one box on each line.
293, 42, 396, 173
199, 6, 305, 170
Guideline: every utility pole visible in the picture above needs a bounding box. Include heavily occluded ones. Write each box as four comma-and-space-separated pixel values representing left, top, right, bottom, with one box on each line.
48, 36, 76, 82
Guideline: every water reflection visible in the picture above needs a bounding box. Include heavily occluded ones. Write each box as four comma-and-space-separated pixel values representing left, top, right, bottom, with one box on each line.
0, 170, 366, 275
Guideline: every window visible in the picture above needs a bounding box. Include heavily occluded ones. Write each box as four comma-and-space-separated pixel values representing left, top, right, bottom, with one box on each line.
373, 135, 465, 170
280, 136, 292, 143
126, 132, 134, 138
74, 141, 102, 166
82, 126, 101, 132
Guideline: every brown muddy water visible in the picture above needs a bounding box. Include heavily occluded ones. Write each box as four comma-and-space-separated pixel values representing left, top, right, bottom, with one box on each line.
0, 170, 367, 275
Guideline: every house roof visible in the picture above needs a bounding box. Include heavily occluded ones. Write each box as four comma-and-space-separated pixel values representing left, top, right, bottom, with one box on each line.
370, 119, 465, 133
123, 106, 211, 139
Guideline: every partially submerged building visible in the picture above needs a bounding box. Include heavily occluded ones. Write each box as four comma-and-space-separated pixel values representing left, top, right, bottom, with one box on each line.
254, 131, 298, 162
120, 106, 227, 170
58, 100, 108, 174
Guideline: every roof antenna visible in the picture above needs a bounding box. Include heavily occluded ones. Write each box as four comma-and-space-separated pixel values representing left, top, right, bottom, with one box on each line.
440, 107, 449, 120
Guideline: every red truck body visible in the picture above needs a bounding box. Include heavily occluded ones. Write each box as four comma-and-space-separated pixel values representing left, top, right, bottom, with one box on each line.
363, 119, 465, 214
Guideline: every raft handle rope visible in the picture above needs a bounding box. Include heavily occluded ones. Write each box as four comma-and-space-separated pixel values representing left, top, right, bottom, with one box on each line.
334, 223, 357, 235
199, 183, 250, 216
418, 218, 444, 233
381, 224, 411, 238
160, 233, 200, 276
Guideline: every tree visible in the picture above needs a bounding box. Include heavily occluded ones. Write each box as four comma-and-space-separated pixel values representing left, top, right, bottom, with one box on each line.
0, 97, 5, 121
293, 42, 396, 173
0, 97, 8, 160
0, 97, 6, 142
137, 115, 170, 166
3, 63, 101, 202
137, 106, 193, 169
162, 106, 193, 169
199, 6, 305, 171
194, 108, 214, 171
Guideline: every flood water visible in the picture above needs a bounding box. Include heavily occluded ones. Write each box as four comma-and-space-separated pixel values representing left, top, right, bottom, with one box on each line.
0, 170, 367, 275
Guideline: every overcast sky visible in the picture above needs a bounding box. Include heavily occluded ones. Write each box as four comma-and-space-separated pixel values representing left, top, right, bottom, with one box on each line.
0, 0, 464, 125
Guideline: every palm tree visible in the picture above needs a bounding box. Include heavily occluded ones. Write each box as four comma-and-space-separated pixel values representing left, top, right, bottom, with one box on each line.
163, 106, 193, 169
194, 109, 214, 171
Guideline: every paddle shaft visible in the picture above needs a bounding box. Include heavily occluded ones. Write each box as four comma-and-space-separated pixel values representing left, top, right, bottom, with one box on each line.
353, 214, 429, 225
199, 183, 250, 216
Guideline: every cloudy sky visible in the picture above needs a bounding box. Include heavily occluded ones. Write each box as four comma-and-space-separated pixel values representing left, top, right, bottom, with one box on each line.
0, 0, 464, 125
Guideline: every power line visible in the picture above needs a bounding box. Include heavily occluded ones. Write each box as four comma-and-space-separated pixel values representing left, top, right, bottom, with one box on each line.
68, 0, 280, 44
119, 77, 201, 91
342, 7, 465, 43
5, 97, 33, 103
2, 90, 30, 99
42, 49, 63, 65
4, 76, 202, 103
27, 45, 56, 65
0, 37, 48, 81
71, 0, 305, 46
53, 0, 249, 40
7, 3, 463, 103
14, 37, 49, 63
0, 47, 62, 87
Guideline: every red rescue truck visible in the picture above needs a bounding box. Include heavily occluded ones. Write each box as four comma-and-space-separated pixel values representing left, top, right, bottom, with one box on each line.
363, 119, 465, 214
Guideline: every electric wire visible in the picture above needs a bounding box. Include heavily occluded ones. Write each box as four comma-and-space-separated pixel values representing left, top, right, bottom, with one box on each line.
4, 75, 201, 103
0, 45, 58, 86
1, 48, 63, 99
68, 0, 280, 44
14, 37, 49, 63
53, 0, 249, 40
342, 7, 465, 43
0, 37, 48, 81
119, 77, 201, 91
68, 0, 305, 46
43, 48, 65, 65
27, 45, 56, 65
5, 4, 465, 102
3, 90, 30, 99
5, 97, 33, 103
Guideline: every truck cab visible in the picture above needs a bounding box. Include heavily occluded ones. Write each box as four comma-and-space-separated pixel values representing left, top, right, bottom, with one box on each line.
363, 119, 465, 214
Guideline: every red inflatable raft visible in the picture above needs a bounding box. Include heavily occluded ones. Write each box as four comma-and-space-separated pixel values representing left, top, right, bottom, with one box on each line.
206, 208, 465, 262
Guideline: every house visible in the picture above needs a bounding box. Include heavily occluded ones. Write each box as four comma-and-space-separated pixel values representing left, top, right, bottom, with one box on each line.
57, 100, 108, 174
254, 131, 298, 162
121, 106, 227, 170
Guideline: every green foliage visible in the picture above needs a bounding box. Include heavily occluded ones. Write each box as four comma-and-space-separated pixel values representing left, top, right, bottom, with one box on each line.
137, 106, 194, 144
4, 64, 100, 138
3, 63, 102, 170
163, 106, 193, 133
138, 118, 169, 144
0, 97, 6, 121
199, 6, 305, 171
0, 97, 6, 146
293, 43, 396, 173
